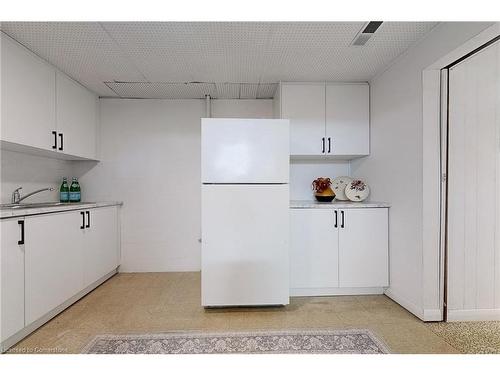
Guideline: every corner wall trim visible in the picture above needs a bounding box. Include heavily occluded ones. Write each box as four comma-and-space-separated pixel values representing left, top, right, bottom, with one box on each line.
384, 288, 425, 321
447, 309, 500, 322
423, 309, 443, 322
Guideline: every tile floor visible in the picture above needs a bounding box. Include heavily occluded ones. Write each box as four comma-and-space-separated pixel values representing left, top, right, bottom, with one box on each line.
8, 272, 463, 354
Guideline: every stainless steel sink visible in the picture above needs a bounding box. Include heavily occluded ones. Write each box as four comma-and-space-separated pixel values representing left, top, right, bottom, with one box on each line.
0, 202, 96, 210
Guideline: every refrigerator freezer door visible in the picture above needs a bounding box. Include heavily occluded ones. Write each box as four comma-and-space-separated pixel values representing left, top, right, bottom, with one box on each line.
201, 118, 289, 183
201, 184, 290, 306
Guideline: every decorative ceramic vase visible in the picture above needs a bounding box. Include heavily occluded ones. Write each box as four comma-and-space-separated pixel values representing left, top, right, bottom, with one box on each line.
312, 177, 335, 202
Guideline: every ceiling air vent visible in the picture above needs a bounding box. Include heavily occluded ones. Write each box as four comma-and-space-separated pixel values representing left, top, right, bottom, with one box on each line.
351, 21, 383, 46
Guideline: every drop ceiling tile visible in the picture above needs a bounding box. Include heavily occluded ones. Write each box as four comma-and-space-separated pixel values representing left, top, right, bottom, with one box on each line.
106, 82, 217, 99
1, 22, 145, 96
1, 22, 438, 98
101, 22, 272, 83
215, 83, 240, 99
239, 83, 258, 99
257, 83, 278, 99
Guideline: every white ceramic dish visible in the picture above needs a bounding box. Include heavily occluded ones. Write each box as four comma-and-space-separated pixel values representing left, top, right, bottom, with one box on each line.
345, 179, 370, 202
332, 176, 353, 201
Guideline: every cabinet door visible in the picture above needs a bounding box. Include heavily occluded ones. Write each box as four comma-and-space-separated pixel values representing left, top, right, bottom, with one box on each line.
25, 211, 84, 325
83, 207, 119, 287
326, 83, 369, 156
1, 218, 25, 342
338, 208, 388, 287
281, 83, 326, 156
290, 209, 339, 290
56, 72, 98, 159
1, 33, 56, 150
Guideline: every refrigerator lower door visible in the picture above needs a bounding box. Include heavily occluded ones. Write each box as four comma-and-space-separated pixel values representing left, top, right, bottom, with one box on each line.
201, 184, 290, 306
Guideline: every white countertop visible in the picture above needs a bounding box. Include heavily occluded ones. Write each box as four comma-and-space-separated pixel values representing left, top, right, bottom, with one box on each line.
0, 201, 123, 219
290, 200, 390, 209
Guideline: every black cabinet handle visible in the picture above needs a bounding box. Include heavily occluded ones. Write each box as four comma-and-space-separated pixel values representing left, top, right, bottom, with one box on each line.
86, 211, 90, 228
322, 137, 325, 153
328, 137, 331, 153
58, 133, 64, 151
341, 210, 345, 228
52, 131, 57, 149
334, 210, 338, 228
80, 211, 85, 229
18, 220, 24, 245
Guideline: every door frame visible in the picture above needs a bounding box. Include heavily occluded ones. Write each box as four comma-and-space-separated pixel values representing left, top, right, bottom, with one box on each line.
422, 23, 500, 321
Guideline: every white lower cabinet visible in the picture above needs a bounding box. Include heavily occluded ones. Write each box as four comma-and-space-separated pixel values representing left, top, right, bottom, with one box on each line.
83, 207, 119, 288
25, 211, 85, 325
1, 205, 120, 350
1, 218, 25, 342
290, 209, 339, 290
338, 208, 388, 287
290, 207, 388, 296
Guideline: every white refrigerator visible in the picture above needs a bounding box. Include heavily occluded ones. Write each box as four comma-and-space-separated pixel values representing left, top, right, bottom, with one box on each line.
201, 118, 290, 307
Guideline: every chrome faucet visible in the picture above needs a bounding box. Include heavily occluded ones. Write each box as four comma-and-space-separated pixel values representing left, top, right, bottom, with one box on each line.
11, 187, 55, 204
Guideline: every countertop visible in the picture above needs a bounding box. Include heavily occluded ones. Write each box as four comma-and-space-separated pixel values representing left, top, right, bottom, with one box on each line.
0, 201, 123, 219
290, 200, 390, 209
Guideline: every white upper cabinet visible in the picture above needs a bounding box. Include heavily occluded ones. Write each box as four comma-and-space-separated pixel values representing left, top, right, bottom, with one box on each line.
326, 83, 369, 156
1, 33, 56, 151
281, 83, 326, 156
0, 32, 98, 160
56, 72, 98, 159
279, 82, 369, 159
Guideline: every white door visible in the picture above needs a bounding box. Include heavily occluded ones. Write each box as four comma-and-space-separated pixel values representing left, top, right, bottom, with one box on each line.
338, 208, 389, 287
1, 218, 25, 342
201, 118, 289, 183
447, 40, 500, 317
83, 207, 119, 287
290, 209, 339, 293
281, 83, 326, 156
201, 184, 289, 306
326, 83, 369, 156
25, 211, 84, 324
56, 72, 98, 159
0, 33, 56, 151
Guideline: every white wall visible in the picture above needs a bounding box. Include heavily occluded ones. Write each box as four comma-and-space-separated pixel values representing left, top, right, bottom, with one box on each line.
0, 150, 74, 203
350, 22, 494, 319
78, 99, 276, 272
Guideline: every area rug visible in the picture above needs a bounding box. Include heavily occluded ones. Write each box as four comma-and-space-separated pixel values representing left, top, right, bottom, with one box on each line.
82, 329, 390, 354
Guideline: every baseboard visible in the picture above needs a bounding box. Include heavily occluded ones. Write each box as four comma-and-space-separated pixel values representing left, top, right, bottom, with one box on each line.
423, 309, 443, 322
291, 287, 385, 297
384, 288, 425, 321
1, 268, 117, 353
447, 309, 500, 322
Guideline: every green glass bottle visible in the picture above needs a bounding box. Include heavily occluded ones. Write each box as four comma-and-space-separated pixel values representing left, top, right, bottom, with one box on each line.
69, 177, 81, 203
59, 177, 69, 203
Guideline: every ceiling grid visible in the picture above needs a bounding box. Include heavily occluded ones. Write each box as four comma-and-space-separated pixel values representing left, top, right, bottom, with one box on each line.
0, 22, 438, 99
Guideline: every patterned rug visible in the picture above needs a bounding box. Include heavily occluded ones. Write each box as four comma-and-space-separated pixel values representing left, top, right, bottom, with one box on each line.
82, 329, 390, 354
